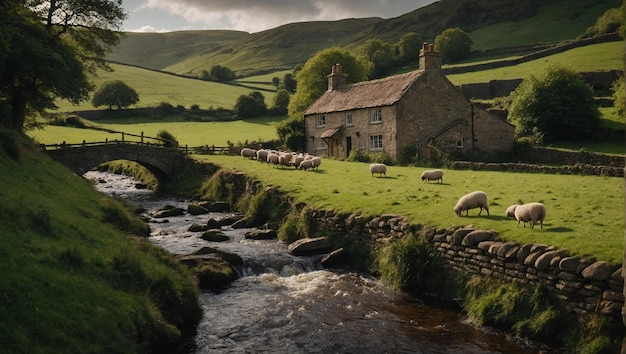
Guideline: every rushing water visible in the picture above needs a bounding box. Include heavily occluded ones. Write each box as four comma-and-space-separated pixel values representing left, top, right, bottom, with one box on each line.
86, 171, 556, 354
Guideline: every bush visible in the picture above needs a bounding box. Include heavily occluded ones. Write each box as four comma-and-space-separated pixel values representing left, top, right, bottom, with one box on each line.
375, 233, 441, 293
346, 149, 371, 163
156, 130, 179, 148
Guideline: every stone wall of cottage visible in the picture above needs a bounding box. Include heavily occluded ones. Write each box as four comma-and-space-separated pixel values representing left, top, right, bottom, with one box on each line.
307, 209, 624, 319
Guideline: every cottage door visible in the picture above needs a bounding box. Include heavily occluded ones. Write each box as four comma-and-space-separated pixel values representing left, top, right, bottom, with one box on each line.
346, 137, 352, 158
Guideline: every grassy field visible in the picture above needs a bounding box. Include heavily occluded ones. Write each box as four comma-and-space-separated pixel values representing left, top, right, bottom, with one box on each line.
30, 114, 286, 147
196, 155, 623, 265
54, 63, 278, 112
447, 41, 624, 85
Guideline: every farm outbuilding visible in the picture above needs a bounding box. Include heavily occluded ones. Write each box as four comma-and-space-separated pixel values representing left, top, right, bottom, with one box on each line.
303, 44, 515, 161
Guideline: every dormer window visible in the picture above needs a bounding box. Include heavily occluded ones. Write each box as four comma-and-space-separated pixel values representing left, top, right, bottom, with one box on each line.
370, 109, 382, 124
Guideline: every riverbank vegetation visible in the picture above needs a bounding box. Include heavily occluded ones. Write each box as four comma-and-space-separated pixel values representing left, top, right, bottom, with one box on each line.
0, 131, 201, 353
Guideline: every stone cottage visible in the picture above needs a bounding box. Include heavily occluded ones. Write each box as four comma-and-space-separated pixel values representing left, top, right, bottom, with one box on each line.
303, 43, 515, 160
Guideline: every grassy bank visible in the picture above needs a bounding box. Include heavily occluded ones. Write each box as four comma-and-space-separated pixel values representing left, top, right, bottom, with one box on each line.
0, 132, 201, 353
196, 155, 623, 264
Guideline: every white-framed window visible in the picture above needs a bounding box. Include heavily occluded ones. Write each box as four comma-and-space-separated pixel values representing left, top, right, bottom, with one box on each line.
316, 138, 328, 150
317, 115, 326, 127
369, 134, 383, 150
456, 136, 464, 148
345, 113, 353, 126
369, 109, 382, 124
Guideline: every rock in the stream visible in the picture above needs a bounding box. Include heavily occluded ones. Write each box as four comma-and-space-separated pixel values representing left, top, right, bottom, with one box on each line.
244, 229, 277, 240
153, 205, 185, 218
201, 230, 230, 242
288, 237, 331, 256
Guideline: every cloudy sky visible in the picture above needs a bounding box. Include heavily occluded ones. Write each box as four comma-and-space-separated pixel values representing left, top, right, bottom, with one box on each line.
122, 0, 438, 33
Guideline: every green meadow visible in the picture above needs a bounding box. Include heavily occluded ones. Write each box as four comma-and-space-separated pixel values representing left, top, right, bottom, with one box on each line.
198, 155, 624, 265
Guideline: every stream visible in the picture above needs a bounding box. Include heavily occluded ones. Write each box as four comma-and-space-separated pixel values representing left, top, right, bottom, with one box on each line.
86, 171, 557, 354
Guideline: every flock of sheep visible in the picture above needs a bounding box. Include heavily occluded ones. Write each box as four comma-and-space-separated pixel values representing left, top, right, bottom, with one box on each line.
240, 147, 322, 170
240, 149, 546, 229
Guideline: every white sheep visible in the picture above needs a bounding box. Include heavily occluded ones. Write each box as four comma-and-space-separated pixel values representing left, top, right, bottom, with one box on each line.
311, 156, 322, 169
454, 191, 489, 216
292, 154, 304, 168
256, 149, 269, 163
507, 202, 546, 229
298, 159, 314, 170
278, 152, 293, 168
266, 152, 280, 167
240, 147, 257, 159
369, 163, 387, 177
421, 169, 443, 183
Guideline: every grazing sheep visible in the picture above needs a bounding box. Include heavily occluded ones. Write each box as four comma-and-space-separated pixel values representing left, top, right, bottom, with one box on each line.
256, 149, 269, 163
505, 204, 518, 218
508, 202, 546, 229
278, 152, 293, 168
454, 191, 489, 216
266, 153, 280, 167
421, 169, 443, 183
292, 154, 305, 169
240, 147, 257, 159
311, 156, 322, 169
369, 163, 387, 177
298, 159, 314, 170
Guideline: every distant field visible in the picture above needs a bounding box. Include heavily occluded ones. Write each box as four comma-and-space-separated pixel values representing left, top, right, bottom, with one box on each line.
199, 155, 624, 264
29, 115, 286, 147
447, 41, 624, 85
54, 63, 279, 112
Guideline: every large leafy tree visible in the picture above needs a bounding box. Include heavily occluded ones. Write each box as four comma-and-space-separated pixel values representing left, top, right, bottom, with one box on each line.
395, 32, 423, 66
92, 80, 139, 109
356, 38, 396, 79
288, 47, 367, 118
434, 27, 473, 64
0, 0, 126, 132
508, 65, 599, 144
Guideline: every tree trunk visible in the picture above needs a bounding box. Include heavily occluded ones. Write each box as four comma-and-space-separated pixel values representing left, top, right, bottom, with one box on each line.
10, 91, 27, 132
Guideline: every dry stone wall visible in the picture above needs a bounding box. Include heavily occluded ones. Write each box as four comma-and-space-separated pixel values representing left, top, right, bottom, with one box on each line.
308, 209, 624, 319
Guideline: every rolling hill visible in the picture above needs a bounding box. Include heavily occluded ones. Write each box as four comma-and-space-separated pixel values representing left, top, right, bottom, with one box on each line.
106, 0, 621, 77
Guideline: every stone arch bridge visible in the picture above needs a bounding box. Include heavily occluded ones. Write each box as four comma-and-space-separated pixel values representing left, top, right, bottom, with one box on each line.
43, 142, 191, 183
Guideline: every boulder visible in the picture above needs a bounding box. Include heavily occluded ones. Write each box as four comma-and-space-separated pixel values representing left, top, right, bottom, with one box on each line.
153, 205, 185, 218
218, 215, 242, 227
244, 229, 277, 240
201, 230, 230, 242
188, 224, 210, 232
321, 248, 346, 268
581, 261, 619, 281
231, 218, 251, 229
177, 255, 237, 289
206, 218, 222, 229
193, 246, 243, 266
187, 204, 209, 215
288, 237, 331, 256
206, 201, 230, 212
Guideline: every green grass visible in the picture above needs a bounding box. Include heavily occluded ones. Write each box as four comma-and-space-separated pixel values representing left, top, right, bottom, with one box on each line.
447, 41, 624, 85
197, 155, 624, 264
54, 63, 279, 112
469, 0, 621, 50
29, 114, 286, 147
0, 133, 201, 352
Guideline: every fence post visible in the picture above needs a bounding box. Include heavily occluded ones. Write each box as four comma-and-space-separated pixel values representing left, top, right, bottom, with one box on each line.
122, 132, 125, 142
105, 138, 108, 145
141, 131, 144, 145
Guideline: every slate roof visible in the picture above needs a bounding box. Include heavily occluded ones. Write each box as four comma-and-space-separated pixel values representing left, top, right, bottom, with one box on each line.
304, 69, 426, 115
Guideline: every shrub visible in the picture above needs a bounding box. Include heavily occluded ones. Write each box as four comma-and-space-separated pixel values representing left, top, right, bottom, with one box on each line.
156, 130, 179, 148
375, 233, 441, 293
346, 149, 371, 163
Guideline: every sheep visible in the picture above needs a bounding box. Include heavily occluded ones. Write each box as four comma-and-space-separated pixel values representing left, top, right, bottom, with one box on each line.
240, 147, 257, 159
256, 149, 269, 163
454, 191, 489, 216
369, 163, 387, 177
278, 152, 293, 168
298, 159, 314, 170
266, 152, 280, 167
421, 169, 443, 183
311, 156, 322, 169
507, 202, 546, 229
292, 154, 305, 169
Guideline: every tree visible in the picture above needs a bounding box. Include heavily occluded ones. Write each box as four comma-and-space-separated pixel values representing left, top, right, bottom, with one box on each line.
92, 80, 139, 110
611, 77, 624, 116
156, 130, 179, 148
270, 89, 290, 116
276, 116, 306, 152
434, 28, 473, 63
508, 65, 599, 144
0, 0, 126, 132
356, 38, 396, 79
209, 65, 236, 82
234, 91, 267, 118
582, 4, 624, 38
282, 73, 297, 92
395, 32, 423, 66
288, 47, 367, 117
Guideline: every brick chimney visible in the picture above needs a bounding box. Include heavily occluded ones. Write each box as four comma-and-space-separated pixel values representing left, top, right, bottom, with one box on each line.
327, 63, 347, 91
419, 43, 441, 70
